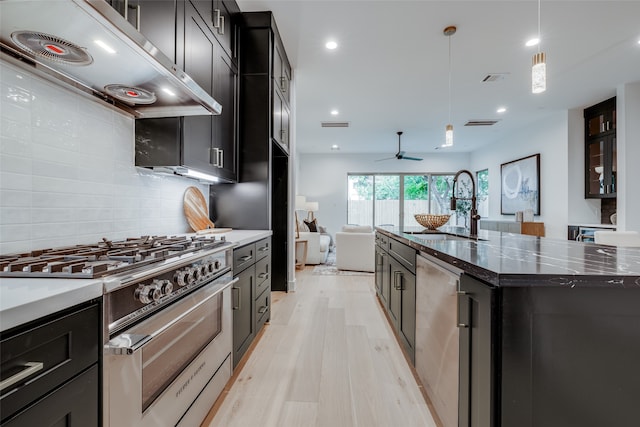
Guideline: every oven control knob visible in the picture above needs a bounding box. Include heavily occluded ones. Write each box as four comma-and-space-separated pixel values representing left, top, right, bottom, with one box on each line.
192, 266, 202, 281
207, 261, 216, 273
159, 280, 173, 296
174, 270, 188, 287
213, 260, 221, 271
185, 269, 196, 285
199, 265, 208, 277
135, 284, 160, 304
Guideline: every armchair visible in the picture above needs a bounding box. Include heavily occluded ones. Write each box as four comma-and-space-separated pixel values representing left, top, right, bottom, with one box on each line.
335, 225, 375, 272
297, 231, 331, 264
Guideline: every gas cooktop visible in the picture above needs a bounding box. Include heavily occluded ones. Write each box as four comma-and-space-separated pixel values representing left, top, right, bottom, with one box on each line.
0, 235, 229, 279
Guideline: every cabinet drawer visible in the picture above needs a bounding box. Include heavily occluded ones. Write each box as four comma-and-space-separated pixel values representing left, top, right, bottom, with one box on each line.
233, 243, 255, 274
388, 237, 416, 274
255, 289, 270, 331
255, 255, 271, 297
255, 237, 271, 261
375, 232, 389, 250
0, 302, 100, 420
2, 365, 99, 427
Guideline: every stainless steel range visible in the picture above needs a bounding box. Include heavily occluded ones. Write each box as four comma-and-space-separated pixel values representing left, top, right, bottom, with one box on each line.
1, 235, 237, 427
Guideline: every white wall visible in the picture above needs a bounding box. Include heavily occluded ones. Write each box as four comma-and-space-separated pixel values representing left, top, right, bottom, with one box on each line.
617, 82, 640, 232
297, 152, 470, 240
0, 60, 207, 254
469, 112, 569, 239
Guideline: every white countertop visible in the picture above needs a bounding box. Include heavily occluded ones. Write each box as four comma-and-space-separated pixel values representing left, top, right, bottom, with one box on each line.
213, 229, 272, 247
0, 229, 272, 332
0, 277, 103, 332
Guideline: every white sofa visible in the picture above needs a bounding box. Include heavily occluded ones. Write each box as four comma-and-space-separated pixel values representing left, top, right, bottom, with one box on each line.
297, 231, 331, 264
335, 225, 375, 272
594, 230, 640, 247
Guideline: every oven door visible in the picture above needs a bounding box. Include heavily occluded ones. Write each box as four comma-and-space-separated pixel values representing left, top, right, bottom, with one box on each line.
104, 274, 235, 427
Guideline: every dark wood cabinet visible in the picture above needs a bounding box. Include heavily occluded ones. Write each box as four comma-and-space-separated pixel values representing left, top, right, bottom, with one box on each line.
232, 263, 255, 367
585, 97, 616, 198
232, 237, 271, 368
131, 0, 239, 182
375, 233, 416, 363
211, 11, 291, 291
0, 301, 101, 426
458, 275, 497, 427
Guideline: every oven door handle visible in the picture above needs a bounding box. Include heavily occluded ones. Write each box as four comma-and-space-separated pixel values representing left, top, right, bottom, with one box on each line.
105, 277, 238, 356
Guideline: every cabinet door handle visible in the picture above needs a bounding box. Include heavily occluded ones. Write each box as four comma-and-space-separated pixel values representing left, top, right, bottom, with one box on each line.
258, 306, 268, 314
0, 362, 44, 392
217, 148, 224, 169
219, 15, 225, 35
393, 271, 402, 290
232, 286, 241, 310
258, 272, 269, 280
280, 76, 287, 93
136, 4, 141, 31
457, 291, 469, 328
258, 246, 269, 252
124, 0, 129, 21
213, 9, 221, 29
238, 255, 253, 262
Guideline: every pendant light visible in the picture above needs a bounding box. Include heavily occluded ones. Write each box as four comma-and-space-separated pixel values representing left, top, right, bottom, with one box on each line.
443, 26, 456, 147
531, 0, 546, 93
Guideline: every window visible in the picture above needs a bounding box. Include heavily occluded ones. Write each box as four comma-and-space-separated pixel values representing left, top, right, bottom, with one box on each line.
348, 173, 466, 228
476, 169, 489, 218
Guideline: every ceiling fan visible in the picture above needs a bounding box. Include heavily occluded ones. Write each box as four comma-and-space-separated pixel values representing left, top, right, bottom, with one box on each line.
376, 131, 423, 161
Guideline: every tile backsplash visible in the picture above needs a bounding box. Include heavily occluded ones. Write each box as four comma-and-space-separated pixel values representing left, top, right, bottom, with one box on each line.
0, 61, 208, 254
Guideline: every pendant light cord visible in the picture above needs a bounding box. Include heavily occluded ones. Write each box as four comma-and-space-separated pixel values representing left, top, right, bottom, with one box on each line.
537, 0, 541, 53
448, 33, 452, 123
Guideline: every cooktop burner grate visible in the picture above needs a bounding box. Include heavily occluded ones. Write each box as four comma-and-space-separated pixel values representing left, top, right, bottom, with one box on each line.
0, 235, 228, 279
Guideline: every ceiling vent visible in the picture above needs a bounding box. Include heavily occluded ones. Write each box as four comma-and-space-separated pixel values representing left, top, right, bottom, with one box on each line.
481, 73, 509, 82
465, 120, 500, 126
321, 121, 350, 128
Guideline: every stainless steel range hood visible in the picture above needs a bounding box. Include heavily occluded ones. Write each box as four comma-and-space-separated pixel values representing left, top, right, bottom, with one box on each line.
0, 0, 222, 118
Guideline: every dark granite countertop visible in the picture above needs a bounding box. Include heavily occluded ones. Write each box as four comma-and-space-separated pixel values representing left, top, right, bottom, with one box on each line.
376, 226, 640, 288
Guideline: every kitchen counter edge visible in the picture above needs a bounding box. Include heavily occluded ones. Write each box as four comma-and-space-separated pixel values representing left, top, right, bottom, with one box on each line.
376, 226, 640, 289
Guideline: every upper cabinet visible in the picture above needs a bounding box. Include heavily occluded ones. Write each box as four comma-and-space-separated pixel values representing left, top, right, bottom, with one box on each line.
585, 97, 616, 198
121, 0, 240, 182
190, 0, 237, 59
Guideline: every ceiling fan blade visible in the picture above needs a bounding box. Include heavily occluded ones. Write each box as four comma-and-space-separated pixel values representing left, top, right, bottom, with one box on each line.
375, 156, 396, 162
397, 151, 406, 158
402, 156, 423, 161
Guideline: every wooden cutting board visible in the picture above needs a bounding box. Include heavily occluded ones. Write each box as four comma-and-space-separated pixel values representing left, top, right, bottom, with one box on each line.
183, 187, 232, 233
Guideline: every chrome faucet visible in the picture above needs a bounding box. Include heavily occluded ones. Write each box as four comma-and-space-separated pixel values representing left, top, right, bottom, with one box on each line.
450, 169, 481, 237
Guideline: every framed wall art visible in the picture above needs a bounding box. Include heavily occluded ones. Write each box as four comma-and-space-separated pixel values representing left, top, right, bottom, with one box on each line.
500, 153, 540, 215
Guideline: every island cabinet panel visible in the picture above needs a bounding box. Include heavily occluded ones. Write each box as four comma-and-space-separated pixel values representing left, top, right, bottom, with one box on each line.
375, 233, 416, 363
458, 275, 497, 427
500, 286, 640, 427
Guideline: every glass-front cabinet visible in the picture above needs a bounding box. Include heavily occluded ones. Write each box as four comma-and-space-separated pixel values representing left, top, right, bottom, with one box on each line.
584, 97, 616, 199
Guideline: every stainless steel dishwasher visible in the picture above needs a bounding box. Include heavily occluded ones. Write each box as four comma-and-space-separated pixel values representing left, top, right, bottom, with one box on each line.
415, 253, 463, 427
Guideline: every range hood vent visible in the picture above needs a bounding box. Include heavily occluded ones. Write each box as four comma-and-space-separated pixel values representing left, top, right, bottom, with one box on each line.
0, 0, 222, 118
321, 121, 350, 128
464, 120, 500, 126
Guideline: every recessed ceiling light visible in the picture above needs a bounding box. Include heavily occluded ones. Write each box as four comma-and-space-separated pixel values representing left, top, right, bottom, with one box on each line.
325, 41, 338, 50
525, 38, 539, 47
497, 107, 507, 113
94, 39, 116, 54
637, 38, 640, 44
331, 144, 340, 150
330, 109, 339, 115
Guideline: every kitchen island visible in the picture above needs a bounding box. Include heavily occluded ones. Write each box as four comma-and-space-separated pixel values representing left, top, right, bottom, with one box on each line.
375, 225, 640, 427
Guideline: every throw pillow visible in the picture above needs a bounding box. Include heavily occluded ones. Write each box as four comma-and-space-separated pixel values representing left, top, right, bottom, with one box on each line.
303, 219, 318, 232
298, 220, 310, 232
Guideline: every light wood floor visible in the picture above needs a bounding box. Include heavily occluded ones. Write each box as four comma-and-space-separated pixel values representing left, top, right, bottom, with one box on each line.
205, 267, 438, 427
